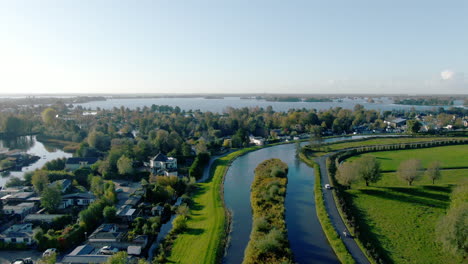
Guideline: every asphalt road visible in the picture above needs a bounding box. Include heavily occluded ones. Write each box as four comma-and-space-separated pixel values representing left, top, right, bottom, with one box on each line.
316, 155, 371, 264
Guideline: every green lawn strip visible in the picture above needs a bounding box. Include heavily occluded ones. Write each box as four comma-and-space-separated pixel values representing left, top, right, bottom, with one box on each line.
299, 153, 356, 264
347, 169, 466, 264
346, 145, 468, 171
325, 137, 466, 151
167, 147, 260, 264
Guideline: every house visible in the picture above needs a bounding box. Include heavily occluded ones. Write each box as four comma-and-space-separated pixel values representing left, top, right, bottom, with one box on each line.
87, 223, 148, 251
0, 223, 33, 245
149, 153, 177, 170
88, 224, 124, 246
48, 179, 72, 193
65, 157, 99, 171
1, 191, 35, 204
249, 135, 265, 146
61, 244, 110, 264
151, 205, 164, 216
384, 118, 407, 128
61, 193, 96, 209
24, 214, 66, 224
116, 205, 139, 222
2, 202, 35, 217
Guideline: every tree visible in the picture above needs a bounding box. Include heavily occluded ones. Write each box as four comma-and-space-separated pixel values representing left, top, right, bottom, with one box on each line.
336, 162, 359, 188
172, 215, 187, 233
41, 186, 62, 212
103, 206, 117, 222
106, 251, 129, 264
397, 159, 423, 186
37, 252, 56, 264
5, 176, 24, 187
406, 120, 422, 134
32, 170, 50, 194
117, 155, 134, 176
41, 108, 58, 125
426, 161, 442, 184
309, 125, 323, 150
356, 156, 381, 186
436, 184, 468, 258
87, 131, 111, 151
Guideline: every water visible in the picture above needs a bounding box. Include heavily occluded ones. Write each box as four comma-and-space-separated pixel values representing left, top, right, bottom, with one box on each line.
0, 136, 72, 187
75, 97, 463, 113
223, 135, 379, 264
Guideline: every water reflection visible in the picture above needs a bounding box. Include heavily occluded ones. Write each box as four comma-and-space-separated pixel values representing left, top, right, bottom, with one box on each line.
0, 136, 72, 187
0, 135, 35, 151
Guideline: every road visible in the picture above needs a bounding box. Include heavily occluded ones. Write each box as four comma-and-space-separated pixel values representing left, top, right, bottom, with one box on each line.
316, 155, 371, 264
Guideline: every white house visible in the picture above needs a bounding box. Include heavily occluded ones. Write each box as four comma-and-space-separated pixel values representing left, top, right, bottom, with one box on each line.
60, 193, 96, 209
2, 202, 35, 217
249, 135, 265, 146
149, 153, 177, 176
0, 223, 34, 245
149, 153, 177, 170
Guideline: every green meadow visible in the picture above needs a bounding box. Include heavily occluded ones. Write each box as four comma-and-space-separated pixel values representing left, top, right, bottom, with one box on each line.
167, 147, 259, 264
341, 145, 467, 264
347, 144, 468, 171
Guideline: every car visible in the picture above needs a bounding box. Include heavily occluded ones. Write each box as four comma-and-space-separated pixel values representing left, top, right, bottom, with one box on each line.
43, 248, 57, 257
12, 259, 33, 264
120, 182, 129, 186
99, 246, 119, 255
324, 184, 332, 189
116, 188, 123, 193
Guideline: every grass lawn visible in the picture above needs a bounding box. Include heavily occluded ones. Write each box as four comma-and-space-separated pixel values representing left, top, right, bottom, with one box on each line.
345, 169, 466, 264
347, 145, 468, 171
326, 137, 465, 152
167, 147, 259, 264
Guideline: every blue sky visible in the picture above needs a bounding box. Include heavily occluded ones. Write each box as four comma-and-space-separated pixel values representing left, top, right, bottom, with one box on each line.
0, 0, 467, 94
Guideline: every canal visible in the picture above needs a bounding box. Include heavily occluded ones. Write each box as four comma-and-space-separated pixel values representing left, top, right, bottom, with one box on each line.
223, 135, 379, 264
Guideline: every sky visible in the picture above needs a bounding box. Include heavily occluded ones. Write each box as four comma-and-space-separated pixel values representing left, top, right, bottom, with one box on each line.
0, 0, 467, 94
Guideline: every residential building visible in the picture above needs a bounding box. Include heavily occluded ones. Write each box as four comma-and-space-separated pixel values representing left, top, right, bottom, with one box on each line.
2, 202, 35, 217
249, 135, 265, 146
0, 223, 34, 245
48, 179, 72, 193
61, 193, 96, 209
148, 153, 177, 175
61, 244, 110, 264
65, 157, 99, 171
24, 214, 66, 224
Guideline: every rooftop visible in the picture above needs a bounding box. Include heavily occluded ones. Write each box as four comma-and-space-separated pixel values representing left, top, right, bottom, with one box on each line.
66, 157, 99, 165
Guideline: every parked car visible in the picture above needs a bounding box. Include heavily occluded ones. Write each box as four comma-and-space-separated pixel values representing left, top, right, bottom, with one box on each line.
120, 182, 129, 186
116, 188, 123, 193
324, 184, 332, 189
99, 246, 119, 255
43, 248, 57, 257
11, 259, 33, 264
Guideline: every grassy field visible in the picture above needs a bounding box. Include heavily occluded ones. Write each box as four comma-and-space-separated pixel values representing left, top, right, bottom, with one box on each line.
167, 147, 259, 264
325, 136, 466, 151
347, 145, 468, 172
340, 145, 467, 263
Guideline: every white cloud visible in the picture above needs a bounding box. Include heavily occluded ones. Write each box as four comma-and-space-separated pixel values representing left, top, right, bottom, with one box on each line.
441, 69, 455, 80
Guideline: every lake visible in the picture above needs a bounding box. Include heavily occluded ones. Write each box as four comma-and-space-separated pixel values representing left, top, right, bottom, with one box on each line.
75, 97, 464, 113
0, 136, 72, 187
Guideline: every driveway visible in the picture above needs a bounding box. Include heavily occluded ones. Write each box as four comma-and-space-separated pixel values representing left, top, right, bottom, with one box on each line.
316, 155, 370, 264
0, 250, 42, 264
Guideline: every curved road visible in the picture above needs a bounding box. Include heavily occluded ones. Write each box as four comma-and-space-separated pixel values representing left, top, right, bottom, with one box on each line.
316, 155, 370, 264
